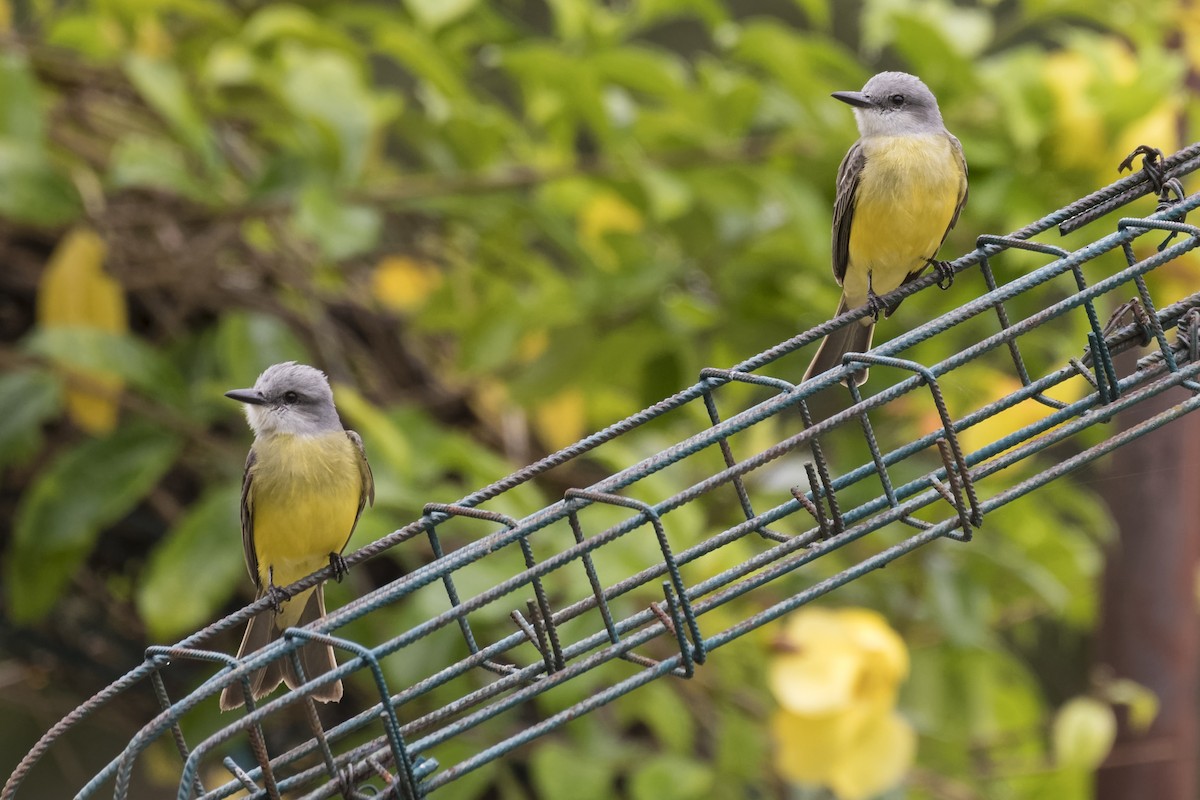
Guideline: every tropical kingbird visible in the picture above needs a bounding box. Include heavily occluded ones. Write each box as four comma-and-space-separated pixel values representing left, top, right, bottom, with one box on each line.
803, 71, 968, 386
219, 362, 374, 711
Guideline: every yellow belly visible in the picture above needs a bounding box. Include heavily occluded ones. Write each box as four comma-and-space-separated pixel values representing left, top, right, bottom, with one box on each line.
844, 135, 962, 306
249, 432, 362, 592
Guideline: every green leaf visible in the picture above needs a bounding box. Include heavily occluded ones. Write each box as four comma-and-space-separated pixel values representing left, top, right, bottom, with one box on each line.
374, 23, 471, 102
219, 323, 302, 384
629, 754, 714, 800
715, 703, 770, 788
0, 142, 80, 226
0, 53, 80, 225
614, 681, 695, 754
640, 168, 693, 222
202, 39, 257, 87
790, 0, 831, 28
124, 54, 217, 168
0, 52, 45, 142
292, 183, 382, 260
8, 423, 183, 622
24, 326, 189, 412
546, 0, 590, 41
213, 311, 310, 388
529, 741, 615, 800
0, 369, 62, 471
243, 4, 325, 44
924, 550, 989, 647
633, 0, 728, 29
109, 134, 210, 202
279, 46, 378, 183
46, 12, 126, 61
137, 484, 244, 640
405, 0, 479, 31
591, 46, 688, 97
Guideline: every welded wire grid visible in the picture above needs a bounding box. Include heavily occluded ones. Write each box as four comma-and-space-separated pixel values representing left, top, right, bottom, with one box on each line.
8, 141, 1200, 800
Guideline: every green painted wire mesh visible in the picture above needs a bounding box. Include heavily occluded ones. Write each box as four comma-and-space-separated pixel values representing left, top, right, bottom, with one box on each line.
6, 142, 1200, 800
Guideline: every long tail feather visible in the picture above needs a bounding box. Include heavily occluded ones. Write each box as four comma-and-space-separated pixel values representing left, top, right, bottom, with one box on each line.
802, 297, 876, 387
219, 586, 342, 710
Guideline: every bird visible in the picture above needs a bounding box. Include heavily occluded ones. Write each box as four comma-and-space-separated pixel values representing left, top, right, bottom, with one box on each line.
219, 362, 374, 711
802, 71, 968, 386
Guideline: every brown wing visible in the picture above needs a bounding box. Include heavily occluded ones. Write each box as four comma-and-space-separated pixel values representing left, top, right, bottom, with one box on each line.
239, 447, 260, 591
942, 132, 969, 240
831, 139, 866, 287
338, 429, 375, 555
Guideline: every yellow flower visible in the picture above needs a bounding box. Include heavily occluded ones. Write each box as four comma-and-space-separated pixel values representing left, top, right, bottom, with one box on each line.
769, 607, 914, 800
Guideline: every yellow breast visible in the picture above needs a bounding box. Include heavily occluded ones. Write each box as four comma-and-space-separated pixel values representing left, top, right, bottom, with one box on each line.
843, 135, 963, 305
248, 432, 363, 589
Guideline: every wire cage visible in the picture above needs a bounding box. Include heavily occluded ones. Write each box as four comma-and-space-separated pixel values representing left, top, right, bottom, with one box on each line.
6, 142, 1200, 800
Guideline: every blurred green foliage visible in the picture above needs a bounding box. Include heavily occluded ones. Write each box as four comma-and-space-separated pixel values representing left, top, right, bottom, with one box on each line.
0, 0, 1194, 797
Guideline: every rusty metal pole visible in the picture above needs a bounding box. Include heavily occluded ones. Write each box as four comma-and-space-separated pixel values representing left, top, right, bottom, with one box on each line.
1095, 358, 1200, 799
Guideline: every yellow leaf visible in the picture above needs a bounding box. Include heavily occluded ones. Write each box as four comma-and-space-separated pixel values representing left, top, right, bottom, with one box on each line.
0, 1, 10, 34
952, 367, 1088, 456
578, 191, 643, 270
579, 191, 643, 239
134, 15, 173, 59
1150, 247, 1200, 300
37, 228, 127, 434
533, 388, 586, 452
517, 329, 549, 363
371, 255, 443, 313
1044, 49, 1105, 171
1180, 3, 1200, 74
1044, 38, 1142, 175
1114, 100, 1181, 167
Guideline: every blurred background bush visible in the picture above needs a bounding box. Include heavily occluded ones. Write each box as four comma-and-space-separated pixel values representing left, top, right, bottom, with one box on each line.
0, 0, 1195, 797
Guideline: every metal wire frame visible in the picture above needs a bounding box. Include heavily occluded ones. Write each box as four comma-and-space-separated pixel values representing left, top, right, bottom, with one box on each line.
7, 141, 1200, 800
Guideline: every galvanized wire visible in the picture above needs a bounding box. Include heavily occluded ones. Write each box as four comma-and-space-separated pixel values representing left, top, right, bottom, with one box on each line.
6, 143, 1200, 800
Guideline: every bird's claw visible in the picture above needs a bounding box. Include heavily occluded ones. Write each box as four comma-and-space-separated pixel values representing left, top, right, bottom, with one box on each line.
329, 552, 349, 582
863, 271, 888, 320
865, 288, 887, 321
265, 583, 285, 615
927, 258, 955, 289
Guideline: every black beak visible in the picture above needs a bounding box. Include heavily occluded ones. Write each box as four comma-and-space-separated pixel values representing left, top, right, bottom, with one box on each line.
831, 90, 873, 109
225, 388, 267, 406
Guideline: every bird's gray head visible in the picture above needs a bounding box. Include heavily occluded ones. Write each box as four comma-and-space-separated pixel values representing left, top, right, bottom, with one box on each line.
225, 361, 343, 437
832, 72, 945, 137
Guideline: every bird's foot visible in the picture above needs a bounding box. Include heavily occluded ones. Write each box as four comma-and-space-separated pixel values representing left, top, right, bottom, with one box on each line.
329, 552, 349, 582
864, 271, 888, 320
265, 582, 285, 615
865, 288, 887, 321
927, 258, 955, 289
